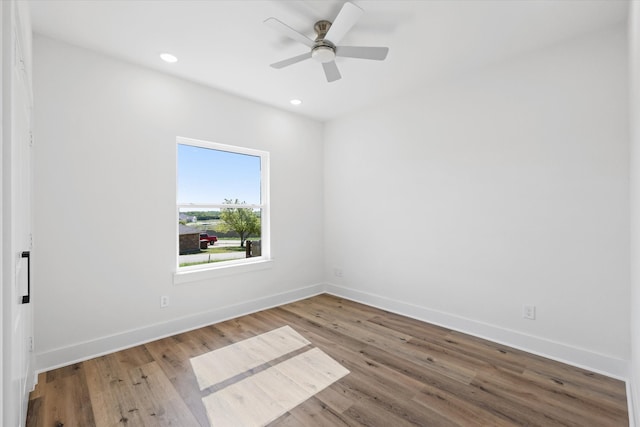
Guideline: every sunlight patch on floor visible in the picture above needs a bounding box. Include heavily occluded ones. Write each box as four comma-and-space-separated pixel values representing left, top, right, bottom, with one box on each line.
190, 325, 310, 390
190, 326, 349, 427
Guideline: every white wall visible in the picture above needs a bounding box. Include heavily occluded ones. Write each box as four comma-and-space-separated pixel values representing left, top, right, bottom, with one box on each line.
32, 36, 325, 370
325, 26, 630, 376
629, 1, 640, 422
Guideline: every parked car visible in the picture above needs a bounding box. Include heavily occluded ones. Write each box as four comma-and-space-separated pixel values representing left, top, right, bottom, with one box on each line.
199, 233, 218, 246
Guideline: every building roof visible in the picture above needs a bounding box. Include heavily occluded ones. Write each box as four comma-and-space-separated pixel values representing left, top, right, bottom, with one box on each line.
179, 224, 200, 235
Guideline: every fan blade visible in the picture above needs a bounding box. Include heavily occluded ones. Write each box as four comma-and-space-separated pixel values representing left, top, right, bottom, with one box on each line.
336, 46, 389, 61
322, 61, 341, 82
270, 52, 312, 69
264, 17, 315, 48
325, 2, 363, 45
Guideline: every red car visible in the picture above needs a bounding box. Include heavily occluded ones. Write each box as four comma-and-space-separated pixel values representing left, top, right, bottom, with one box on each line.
199, 233, 218, 246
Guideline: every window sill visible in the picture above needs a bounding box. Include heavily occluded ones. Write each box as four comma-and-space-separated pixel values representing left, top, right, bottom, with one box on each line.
173, 258, 273, 285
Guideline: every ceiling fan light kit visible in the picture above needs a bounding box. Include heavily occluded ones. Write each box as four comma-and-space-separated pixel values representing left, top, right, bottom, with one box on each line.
312, 44, 336, 63
265, 2, 389, 83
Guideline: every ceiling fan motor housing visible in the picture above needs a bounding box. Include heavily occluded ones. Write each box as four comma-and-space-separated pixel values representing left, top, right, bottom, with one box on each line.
314, 20, 332, 40
312, 20, 336, 63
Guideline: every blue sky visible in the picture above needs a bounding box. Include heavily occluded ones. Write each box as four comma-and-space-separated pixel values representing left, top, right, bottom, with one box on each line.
177, 144, 261, 205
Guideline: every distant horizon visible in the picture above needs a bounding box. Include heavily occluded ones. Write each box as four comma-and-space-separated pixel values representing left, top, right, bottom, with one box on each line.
177, 144, 261, 206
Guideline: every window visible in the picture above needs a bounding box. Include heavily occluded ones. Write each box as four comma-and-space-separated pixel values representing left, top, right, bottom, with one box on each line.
176, 137, 270, 279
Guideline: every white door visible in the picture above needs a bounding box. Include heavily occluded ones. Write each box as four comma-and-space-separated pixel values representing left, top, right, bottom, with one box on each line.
2, 1, 34, 426
12, 31, 34, 426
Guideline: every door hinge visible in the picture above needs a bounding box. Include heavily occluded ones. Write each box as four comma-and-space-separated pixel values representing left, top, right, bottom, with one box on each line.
29, 132, 33, 147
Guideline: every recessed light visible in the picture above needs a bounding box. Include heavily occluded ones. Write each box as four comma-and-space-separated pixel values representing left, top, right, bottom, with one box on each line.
290, 99, 302, 106
160, 53, 178, 63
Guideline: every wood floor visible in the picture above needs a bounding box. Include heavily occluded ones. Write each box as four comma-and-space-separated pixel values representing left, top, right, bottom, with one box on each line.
26, 294, 629, 426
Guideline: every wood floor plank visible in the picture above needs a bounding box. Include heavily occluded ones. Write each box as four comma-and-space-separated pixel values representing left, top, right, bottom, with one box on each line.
313, 384, 357, 414
144, 335, 210, 426
331, 352, 463, 426
27, 294, 629, 427
24, 395, 44, 427
83, 354, 143, 427
178, 325, 231, 356
411, 381, 516, 427
280, 298, 478, 385
473, 365, 627, 426
343, 397, 442, 427
268, 396, 357, 427
126, 361, 201, 426
370, 315, 528, 374
214, 316, 264, 341
32, 364, 95, 427
522, 355, 627, 400
521, 367, 628, 413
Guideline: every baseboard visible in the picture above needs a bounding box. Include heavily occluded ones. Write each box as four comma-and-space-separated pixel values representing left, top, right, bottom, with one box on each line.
35, 283, 325, 373
325, 283, 629, 380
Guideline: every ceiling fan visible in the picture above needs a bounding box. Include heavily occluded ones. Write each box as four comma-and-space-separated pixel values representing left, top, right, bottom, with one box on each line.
264, 2, 389, 83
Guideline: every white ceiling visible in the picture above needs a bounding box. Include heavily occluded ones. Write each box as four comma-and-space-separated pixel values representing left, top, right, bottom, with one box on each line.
27, 0, 628, 122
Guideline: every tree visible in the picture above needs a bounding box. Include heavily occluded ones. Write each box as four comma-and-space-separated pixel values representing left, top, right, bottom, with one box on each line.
217, 198, 260, 247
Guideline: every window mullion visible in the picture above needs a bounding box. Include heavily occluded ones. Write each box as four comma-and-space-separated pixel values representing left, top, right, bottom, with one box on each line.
178, 204, 263, 210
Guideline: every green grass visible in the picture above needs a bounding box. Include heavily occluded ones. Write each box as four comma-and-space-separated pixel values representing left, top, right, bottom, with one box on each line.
200, 246, 245, 254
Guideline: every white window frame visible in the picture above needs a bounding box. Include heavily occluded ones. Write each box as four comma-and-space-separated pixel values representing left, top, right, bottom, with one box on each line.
174, 136, 271, 285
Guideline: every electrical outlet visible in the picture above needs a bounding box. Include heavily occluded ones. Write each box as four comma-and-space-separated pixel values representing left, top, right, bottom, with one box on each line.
334, 268, 343, 278
160, 295, 169, 308
523, 304, 536, 320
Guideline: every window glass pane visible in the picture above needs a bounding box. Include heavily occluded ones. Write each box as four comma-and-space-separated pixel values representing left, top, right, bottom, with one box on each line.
177, 144, 261, 205
177, 139, 266, 270
179, 208, 220, 229
178, 208, 262, 268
